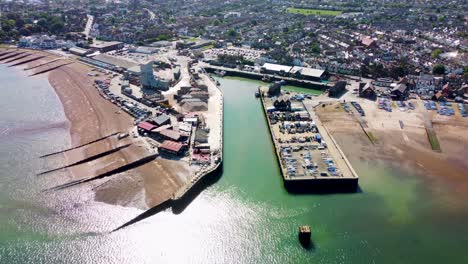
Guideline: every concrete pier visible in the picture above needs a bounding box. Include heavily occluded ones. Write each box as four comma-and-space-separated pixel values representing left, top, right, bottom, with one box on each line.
172, 71, 224, 201
259, 92, 358, 193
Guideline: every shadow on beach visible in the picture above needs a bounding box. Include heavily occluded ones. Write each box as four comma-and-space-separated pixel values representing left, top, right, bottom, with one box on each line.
113, 162, 224, 231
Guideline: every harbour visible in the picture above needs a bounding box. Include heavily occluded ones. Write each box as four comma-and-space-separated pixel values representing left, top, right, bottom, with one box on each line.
1, 69, 468, 263
259, 84, 358, 192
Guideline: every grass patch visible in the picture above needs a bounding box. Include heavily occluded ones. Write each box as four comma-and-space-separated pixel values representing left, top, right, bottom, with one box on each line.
426, 129, 441, 151
286, 8, 342, 16
202, 44, 214, 50
182, 36, 199, 42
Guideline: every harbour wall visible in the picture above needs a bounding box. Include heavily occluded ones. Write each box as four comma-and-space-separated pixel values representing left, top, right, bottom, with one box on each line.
259, 92, 358, 193
203, 65, 329, 90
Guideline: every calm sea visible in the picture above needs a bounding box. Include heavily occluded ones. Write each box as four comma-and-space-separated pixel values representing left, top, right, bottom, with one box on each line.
0, 68, 467, 263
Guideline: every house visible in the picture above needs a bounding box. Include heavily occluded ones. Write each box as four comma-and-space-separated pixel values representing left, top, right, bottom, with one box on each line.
153, 114, 171, 127
157, 129, 182, 141
159, 140, 186, 156
329, 81, 347, 97
359, 83, 376, 99
391, 83, 408, 100
361, 36, 376, 48
268, 81, 283, 96
137, 121, 156, 135
274, 96, 291, 111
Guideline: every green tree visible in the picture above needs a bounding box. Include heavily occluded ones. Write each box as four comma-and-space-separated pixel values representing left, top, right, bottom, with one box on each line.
431, 49, 442, 59
226, 28, 237, 37
310, 43, 320, 54
432, 64, 445, 75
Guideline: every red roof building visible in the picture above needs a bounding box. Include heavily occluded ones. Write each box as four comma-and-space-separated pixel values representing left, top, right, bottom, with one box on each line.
159, 140, 186, 155
158, 129, 181, 141
137, 121, 156, 132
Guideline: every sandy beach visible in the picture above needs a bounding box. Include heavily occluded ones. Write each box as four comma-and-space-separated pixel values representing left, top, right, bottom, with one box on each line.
316, 100, 468, 197
3, 48, 189, 210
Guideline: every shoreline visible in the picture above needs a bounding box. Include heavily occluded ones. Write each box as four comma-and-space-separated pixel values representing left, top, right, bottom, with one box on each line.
316, 101, 468, 197
2, 48, 189, 211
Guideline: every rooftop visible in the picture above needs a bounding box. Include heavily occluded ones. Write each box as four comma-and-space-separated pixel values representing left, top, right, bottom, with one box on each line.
160, 140, 184, 152
262, 63, 292, 73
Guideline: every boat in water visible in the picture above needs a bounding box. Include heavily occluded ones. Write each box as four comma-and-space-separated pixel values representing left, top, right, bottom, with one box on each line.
298, 225, 312, 248
262, 75, 271, 82
214, 70, 226, 77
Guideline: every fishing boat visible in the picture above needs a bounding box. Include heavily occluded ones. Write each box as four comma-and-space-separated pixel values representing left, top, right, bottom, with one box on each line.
298, 225, 311, 247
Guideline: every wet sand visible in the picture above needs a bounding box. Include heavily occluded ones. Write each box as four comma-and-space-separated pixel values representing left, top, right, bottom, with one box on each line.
316, 102, 468, 198
4, 49, 189, 210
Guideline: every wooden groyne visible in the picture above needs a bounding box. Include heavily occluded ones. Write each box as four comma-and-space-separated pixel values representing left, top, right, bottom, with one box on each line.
0, 52, 25, 61
44, 153, 158, 192
9, 55, 47, 67
37, 143, 132, 175
30, 61, 74, 76
0, 50, 16, 57
40, 132, 120, 158
24, 58, 63, 71
2, 53, 31, 64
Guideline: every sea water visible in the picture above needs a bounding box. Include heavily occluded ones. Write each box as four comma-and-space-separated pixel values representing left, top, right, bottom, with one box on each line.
0, 69, 467, 264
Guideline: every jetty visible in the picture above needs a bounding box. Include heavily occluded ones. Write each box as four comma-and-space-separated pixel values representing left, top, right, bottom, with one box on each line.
172, 71, 223, 201
259, 88, 358, 192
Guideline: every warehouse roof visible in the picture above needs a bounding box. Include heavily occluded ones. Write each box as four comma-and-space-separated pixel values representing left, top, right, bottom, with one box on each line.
262, 63, 292, 73
159, 140, 183, 152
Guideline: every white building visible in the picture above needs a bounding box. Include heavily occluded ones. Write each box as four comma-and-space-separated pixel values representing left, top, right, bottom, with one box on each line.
140, 61, 170, 91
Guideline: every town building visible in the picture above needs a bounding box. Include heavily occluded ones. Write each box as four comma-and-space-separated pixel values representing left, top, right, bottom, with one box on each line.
159, 140, 186, 156
140, 61, 170, 91
90, 41, 124, 53
329, 81, 347, 97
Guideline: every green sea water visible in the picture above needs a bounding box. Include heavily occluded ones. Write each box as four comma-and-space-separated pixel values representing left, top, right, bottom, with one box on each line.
1, 71, 467, 263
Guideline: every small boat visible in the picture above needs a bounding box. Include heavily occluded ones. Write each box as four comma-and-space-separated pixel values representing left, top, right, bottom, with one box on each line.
262, 75, 271, 82
298, 225, 311, 247
254, 91, 260, 98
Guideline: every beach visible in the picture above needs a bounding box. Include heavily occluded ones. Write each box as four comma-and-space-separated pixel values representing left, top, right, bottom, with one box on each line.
316, 100, 468, 198
2, 48, 189, 210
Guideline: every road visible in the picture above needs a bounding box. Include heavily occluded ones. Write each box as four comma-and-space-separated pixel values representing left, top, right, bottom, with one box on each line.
144, 8, 156, 20
83, 14, 94, 38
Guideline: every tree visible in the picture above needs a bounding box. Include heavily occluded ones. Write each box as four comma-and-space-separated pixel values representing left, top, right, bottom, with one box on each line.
310, 43, 320, 54
432, 64, 445, 75
431, 49, 442, 59
226, 28, 237, 37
